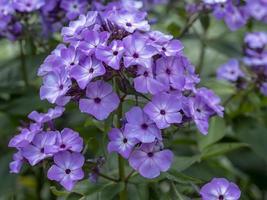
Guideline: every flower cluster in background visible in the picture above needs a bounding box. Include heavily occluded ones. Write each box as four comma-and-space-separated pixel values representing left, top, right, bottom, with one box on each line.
217, 32, 267, 96
187, 0, 267, 31
7, 0, 225, 192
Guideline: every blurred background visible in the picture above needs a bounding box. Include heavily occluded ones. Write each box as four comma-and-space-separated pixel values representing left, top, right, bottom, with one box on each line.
1, 0, 267, 199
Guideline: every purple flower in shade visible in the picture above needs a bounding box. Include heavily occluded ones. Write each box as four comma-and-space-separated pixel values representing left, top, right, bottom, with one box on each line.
28, 106, 65, 124
134, 66, 166, 95
260, 82, 267, 96
188, 96, 213, 135
47, 151, 84, 191
40, 68, 71, 104
60, 0, 88, 20
196, 88, 224, 117
9, 151, 24, 173
155, 56, 185, 90
22, 131, 57, 166
144, 93, 182, 129
60, 46, 84, 72
13, 0, 45, 12
217, 59, 244, 82
61, 11, 98, 42
70, 56, 106, 89
79, 80, 120, 120
123, 34, 157, 68
246, 0, 267, 22
244, 32, 267, 50
111, 10, 150, 33
124, 107, 162, 143
129, 143, 173, 179
202, 0, 227, 3
95, 40, 124, 70
0, 0, 14, 15
8, 124, 42, 148
107, 128, 138, 158
157, 40, 184, 57
55, 128, 83, 153
224, 4, 248, 31
200, 178, 241, 200
78, 30, 110, 55
145, 31, 173, 45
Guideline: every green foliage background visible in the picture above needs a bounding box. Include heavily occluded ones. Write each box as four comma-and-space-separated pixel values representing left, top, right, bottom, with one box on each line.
1, 1, 267, 199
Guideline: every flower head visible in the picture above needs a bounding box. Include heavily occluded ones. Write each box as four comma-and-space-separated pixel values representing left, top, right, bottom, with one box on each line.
47, 151, 85, 191
200, 178, 241, 200
79, 80, 120, 120
217, 59, 244, 82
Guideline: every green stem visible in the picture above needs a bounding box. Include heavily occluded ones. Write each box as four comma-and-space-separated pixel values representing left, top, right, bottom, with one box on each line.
19, 40, 29, 87
171, 182, 185, 200
115, 80, 127, 200
178, 13, 200, 38
197, 31, 207, 75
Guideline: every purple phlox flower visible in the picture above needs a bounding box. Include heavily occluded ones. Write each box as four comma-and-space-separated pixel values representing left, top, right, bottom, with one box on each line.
129, 142, 173, 179
22, 131, 57, 166
0, 0, 14, 15
202, 0, 227, 4
38, 45, 67, 76
61, 11, 98, 42
245, 32, 267, 50
111, 10, 150, 33
107, 128, 138, 158
9, 123, 41, 148
41, 0, 58, 13
134, 66, 167, 95
123, 34, 157, 68
60, 45, 84, 72
224, 3, 248, 31
9, 151, 24, 174
13, 0, 45, 12
188, 96, 213, 135
28, 106, 65, 124
70, 56, 106, 89
47, 151, 84, 191
144, 92, 182, 129
145, 31, 173, 45
243, 53, 267, 67
217, 59, 244, 82
200, 178, 241, 200
157, 40, 184, 57
46, 128, 83, 154
95, 40, 124, 70
78, 30, 110, 55
213, 2, 228, 20
246, 0, 267, 21
79, 80, 120, 120
124, 107, 162, 143
60, 0, 88, 20
196, 88, 224, 117
155, 56, 186, 91
40, 67, 71, 104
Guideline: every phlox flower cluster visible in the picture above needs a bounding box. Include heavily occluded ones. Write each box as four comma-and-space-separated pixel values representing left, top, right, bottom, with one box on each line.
187, 0, 267, 31
9, 0, 224, 191
217, 32, 267, 96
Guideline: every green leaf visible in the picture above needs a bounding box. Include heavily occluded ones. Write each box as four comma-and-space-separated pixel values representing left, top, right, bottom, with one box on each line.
171, 155, 201, 172
200, 15, 210, 31
50, 186, 69, 197
198, 117, 226, 151
201, 142, 249, 159
165, 170, 204, 184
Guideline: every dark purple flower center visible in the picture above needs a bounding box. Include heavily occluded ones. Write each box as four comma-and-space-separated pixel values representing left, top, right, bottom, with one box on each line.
70, 62, 75, 66
196, 108, 201, 113
26, 2, 31, 7
230, 70, 235, 74
141, 123, 148, 130
126, 22, 132, 27
143, 71, 149, 77
123, 138, 128, 143
59, 84, 64, 90
73, 4, 78, 9
40, 148, 44, 153
60, 144, 66, 149
89, 68, 94, 73
65, 169, 71, 174
166, 68, 171, 75
133, 53, 139, 58
147, 152, 154, 157
94, 97, 101, 104
218, 195, 224, 200
113, 51, 118, 56
162, 47, 167, 52
160, 110, 166, 115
